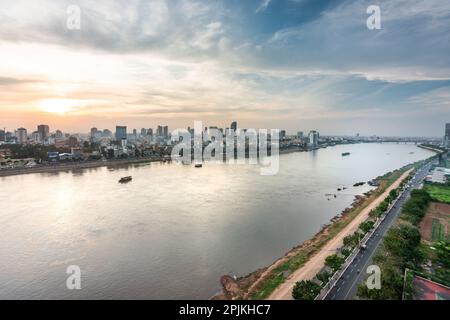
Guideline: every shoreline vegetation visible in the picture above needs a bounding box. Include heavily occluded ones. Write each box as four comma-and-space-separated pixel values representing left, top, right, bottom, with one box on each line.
212, 156, 439, 300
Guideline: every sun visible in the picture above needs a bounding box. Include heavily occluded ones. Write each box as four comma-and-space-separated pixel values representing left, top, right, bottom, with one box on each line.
39, 99, 82, 115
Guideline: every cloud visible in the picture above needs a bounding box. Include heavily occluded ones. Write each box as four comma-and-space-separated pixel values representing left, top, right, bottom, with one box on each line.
256, 0, 271, 13
0, 77, 37, 86
0, 0, 448, 136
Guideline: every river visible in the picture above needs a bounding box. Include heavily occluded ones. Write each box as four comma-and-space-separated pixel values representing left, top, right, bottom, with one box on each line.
0, 143, 435, 299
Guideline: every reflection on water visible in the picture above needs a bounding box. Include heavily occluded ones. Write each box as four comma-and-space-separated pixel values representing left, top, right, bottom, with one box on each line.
0, 143, 434, 299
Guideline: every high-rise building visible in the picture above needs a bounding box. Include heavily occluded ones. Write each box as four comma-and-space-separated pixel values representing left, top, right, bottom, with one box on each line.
141, 128, 147, 136
444, 123, 450, 148
309, 130, 319, 148
230, 121, 237, 132
280, 130, 286, 140
157, 125, 169, 138
147, 128, 153, 137
297, 131, 304, 139
157, 126, 163, 137
0, 129, 5, 142
115, 126, 127, 141
37, 124, 50, 141
17, 128, 27, 144
90, 127, 98, 138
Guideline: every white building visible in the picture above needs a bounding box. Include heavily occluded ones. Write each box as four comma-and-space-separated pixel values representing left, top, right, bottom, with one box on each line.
425, 167, 450, 184
309, 130, 319, 148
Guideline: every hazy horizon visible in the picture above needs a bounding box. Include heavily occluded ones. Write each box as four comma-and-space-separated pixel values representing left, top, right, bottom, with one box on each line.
1, 0, 449, 136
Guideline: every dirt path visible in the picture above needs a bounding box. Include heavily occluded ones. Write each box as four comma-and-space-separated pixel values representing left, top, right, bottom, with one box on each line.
268, 169, 413, 300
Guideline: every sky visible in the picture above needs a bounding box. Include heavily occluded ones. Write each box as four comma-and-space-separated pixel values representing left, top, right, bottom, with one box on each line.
0, 0, 449, 136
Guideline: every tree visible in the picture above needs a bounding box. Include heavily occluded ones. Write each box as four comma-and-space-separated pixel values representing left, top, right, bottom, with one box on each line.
316, 271, 331, 284
292, 280, 321, 300
383, 225, 422, 267
359, 221, 375, 234
325, 254, 345, 272
357, 265, 404, 300
343, 233, 360, 248
388, 189, 398, 202
341, 248, 352, 258
402, 189, 431, 225
434, 241, 450, 268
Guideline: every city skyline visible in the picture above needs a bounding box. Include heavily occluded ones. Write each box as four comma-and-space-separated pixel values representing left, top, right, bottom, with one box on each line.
1, 121, 449, 139
0, 0, 449, 137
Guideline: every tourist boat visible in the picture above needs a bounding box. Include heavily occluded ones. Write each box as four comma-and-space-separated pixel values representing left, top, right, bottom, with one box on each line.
119, 176, 132, 183
341, 152, 351, 156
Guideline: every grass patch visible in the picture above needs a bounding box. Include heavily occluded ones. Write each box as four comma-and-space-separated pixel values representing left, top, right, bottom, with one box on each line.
250, 273, 285, 300
431, 219, 445, 242
424, 184, 450, 204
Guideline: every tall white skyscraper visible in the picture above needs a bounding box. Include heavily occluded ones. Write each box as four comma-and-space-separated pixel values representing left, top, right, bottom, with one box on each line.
309, 130, 319, 148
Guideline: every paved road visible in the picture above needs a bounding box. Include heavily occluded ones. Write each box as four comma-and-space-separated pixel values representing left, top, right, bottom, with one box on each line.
324, 161, 435, 300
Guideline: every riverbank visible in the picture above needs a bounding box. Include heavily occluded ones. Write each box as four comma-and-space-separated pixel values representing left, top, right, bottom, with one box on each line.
0, 158, 165, 177
212, 159, 433, 300
268, 168, 413, 300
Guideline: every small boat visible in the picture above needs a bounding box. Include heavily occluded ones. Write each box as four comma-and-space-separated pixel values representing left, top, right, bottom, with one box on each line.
119, 176, 132, 183
342, 152, 350, 156
195, 163, 203, 168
